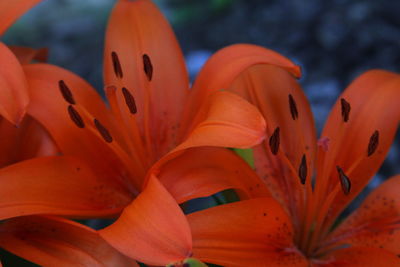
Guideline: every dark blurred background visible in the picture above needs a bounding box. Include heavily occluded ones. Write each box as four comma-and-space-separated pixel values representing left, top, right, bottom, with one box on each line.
1, 0, 399, 265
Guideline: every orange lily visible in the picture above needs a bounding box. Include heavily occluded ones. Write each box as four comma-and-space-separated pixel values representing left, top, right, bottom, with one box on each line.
0, 0, 267, 265
0, 1, 136, 266
181, 45, 400, 266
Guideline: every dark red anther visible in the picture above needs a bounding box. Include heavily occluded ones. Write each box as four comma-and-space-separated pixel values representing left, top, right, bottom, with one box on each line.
336, 166, 351, 195
367, 130, 379, 157
111, 51, 123, 79
67, 105, 84, 128
59, 80, 75, 105
94, 119, 113, 143
122, 87, 137, 114
143, 54, 153, 81
269, 127, 280, 155
288, 94, 298, 120
298, 154, 307, 185
340, 98, 351, 123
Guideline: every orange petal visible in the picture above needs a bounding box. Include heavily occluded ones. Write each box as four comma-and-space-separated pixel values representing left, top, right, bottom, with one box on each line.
99, 175, 192, 266
0, 42, 29, 125
9, 46, 48, 64
0, 156, 131, 220
177, 91, 266, 151
0, 0, 42, 35
158, 147, 270, 204
182, 43, 301, 131
188, 198, 307, 267
321, 247, 400, 267
230, 64, 317, 218
25, 64, 138, 190
318, 70, 400, 224
327, 175, 400, 255
0, 216, 138, 267
104, 0, 189, 159
0, 115, 58, 168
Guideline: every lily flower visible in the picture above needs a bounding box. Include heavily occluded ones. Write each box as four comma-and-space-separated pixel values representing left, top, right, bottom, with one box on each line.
0, 0, 267, 265
0, 2, 134, 266
182, 45, 400, 265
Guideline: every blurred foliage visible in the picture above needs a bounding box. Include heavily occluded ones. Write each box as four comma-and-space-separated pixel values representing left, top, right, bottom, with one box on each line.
155, 0, 235, 25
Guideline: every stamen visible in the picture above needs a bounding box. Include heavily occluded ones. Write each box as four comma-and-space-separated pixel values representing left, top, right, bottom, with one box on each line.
122, 87, 137, 114
67, 105, 84, 128
298, 154, 307, 184
94, 119, 113, 143
288, 94, 298, 120
269, 127, 280, 155
367, 130, 379, 157
59, 80, 75, 104
143, 54, 153, 81
336, 166, 351, 195
111, 51, 123, 79
340, 98, 351, 123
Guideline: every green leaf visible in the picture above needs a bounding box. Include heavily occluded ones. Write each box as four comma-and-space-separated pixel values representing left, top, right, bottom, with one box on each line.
233, 148, 254, 169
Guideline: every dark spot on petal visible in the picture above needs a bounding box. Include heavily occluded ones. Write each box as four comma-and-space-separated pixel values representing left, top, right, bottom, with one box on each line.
336, 165, 351, 195
143, 54, 153, 81
58, 80, 75, 104
340, 98, 351, 122
67, 105, 85, 128
94, 119, 113, 143
111, 51, 123, 79
367, 130, 379, 157
269, 127, 280, 155
288, 94, 298, 120
122, 87, 137, 114
298, 154, 307, 185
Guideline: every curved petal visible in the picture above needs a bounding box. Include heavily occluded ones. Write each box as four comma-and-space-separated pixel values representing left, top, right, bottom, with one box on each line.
9, 46, 48, 64
149, 91, 266, 186
322, 247, 400, 267
0, 115, 58, 168
327, 175, 400, 255
99, 175, 192, 266
0, 156, 131, 220
0, 216, 138, 267
178, 91, 266, 151
158, 147, 270, 204
182, 43, 301, 131
0, 0, 42, 35
104, 0, 189, 160
25, 64, 138, 190
318, 70, 400, 225
188, 198, 308, 267
0, 42, 29, 125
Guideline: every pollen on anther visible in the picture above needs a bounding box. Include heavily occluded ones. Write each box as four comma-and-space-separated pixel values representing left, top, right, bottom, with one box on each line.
59, 80, 75, 105
94, 119, 113, 143
122, 87, 137, 114
111, 51, 123, 79
288, 94, 298, 120
336, 166, 351, 195
269, 127, 280, 155
298, 154, 307, 185
67, 105, 84, 128
143, 54, 153, 81
340, 98, 351, 123
367, 130, 379, 157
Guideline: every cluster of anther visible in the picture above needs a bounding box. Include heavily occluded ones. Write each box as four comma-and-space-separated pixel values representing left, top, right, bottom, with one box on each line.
112, 50, 153, 125
59, 79, 113, 143
268, 94, 307, 185
267, 94, 380, 196
61, 51, 154, 144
